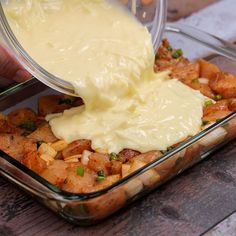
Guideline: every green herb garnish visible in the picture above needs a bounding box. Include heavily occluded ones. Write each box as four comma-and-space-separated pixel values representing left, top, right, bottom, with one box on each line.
172, 49, 183, 59
192, 78, 199, 83
214, 94, 222, 101
19, 121, 36, 131
205, 100, 213, 107
76, 166, 85, 177
96, 176, 105, 182
167, 45, 173, 51
109, 152, 118, 161
58, 98, 72, 105
96, 170, 105, 182
202, 120, 210, 126
160, 146, 173, 155
216, 118, 222, 123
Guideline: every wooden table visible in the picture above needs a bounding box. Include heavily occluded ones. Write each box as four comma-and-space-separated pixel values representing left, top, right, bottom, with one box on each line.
1, 1, 236, 235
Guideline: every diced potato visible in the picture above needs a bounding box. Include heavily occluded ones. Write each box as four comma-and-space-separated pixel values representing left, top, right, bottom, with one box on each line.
38, 143, 57, 158
124, 179, 143, 198
129, 160, 160, 187
139, 169, 160, 187
129, 159, 146, 173
199, 127, 227, 148
50, 140, 68, 152
40, 154, 54, 166
106, 175, 120, 185
122, 164, 131, 178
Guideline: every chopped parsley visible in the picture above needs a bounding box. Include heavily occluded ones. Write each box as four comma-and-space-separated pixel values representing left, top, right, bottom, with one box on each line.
96, 170, 105, 182
202, 120, 210, 126
205, 100, 213, 107
192, 78, 199, 83
172, 49, 183, 59
109, 152, 118, 161
19, 121, 36, 132
214, 94, 222, 101
76, 166, 85, 177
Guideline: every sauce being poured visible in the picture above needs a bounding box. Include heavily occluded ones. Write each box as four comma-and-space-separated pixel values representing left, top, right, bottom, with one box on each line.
5, 0, 205, 153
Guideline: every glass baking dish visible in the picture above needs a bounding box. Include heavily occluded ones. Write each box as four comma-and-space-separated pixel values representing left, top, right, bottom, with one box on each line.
0, 25, 236, 225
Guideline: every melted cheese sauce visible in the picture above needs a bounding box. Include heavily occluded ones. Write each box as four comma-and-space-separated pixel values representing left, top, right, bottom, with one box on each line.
5, 0, 205, 153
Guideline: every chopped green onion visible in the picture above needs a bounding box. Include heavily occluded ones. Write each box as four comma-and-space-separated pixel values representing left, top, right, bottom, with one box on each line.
96, 176, 105, 182
58, 98, 72, 105
172, 49, 183, 59
109, 152, 118, 161
19, 121, 36, 132
214, 94, 222, 101
76, 166, 85, 177
202, 120, 210, 126
161, 146, 173, 155
97, 170, 105, 177
96, 170, 105, 182
205, 100, 213, 107
167, 45, 173, 51
192, 78, 199, 83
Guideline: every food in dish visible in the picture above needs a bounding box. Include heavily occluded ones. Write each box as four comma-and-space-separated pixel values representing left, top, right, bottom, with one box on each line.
5, 0, 205, 154
1, 40, 236, 195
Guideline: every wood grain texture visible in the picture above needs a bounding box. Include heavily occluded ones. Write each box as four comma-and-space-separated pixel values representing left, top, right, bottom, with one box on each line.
167, 0, 219, 21
0, 139, 236, 236
204, 212, 236, 236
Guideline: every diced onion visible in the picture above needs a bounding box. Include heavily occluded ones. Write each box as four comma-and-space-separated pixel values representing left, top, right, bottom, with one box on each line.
199, 78, 209, 84
81, 150, 92, 165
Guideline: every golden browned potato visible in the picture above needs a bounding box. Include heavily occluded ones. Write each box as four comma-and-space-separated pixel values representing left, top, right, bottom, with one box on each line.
7, 108, 37, 129
62, 164, 96, 193
209, 72, 236, 99
203, 100, 231, 122
22, 151, 46, 174
198, 59, 220, 79
118, 148, 140, 163
62, 139, 92, 158
0, 134, 37, 161
87, 152, 110, 176
38, 95, 83, 117
171, 62, 200, 82
28, 123, 58, 143
86, 189, 126, 219
41, 160, 68, 187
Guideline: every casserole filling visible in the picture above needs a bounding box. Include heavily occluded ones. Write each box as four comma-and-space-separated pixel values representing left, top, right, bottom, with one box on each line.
1, 40, 236, 194
5, 0, 205, 153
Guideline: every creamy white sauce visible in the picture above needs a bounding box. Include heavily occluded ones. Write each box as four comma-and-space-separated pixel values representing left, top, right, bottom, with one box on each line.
5, 0, 205, 153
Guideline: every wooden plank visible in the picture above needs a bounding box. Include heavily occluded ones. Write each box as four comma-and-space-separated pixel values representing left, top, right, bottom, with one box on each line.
167, 0, 219, 21
204, 212, 236, 236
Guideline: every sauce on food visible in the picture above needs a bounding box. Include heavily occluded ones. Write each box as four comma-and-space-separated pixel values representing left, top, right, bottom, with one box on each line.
4, 0, 205, 153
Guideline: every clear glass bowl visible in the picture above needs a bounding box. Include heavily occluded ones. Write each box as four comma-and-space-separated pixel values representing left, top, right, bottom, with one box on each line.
0, 0, 167, 95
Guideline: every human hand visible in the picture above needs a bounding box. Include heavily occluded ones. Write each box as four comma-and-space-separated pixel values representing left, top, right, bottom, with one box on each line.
0, 44, 32, 82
